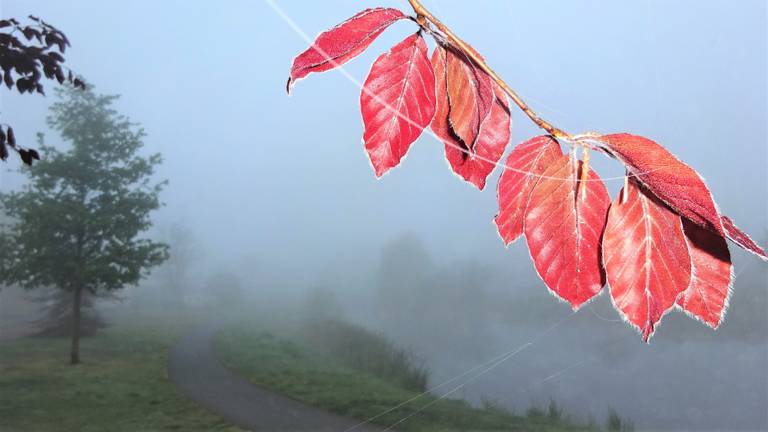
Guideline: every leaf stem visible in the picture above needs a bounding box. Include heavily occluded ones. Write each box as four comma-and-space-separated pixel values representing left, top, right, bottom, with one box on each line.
407, 0, 570, 140
580, 146, 590, 201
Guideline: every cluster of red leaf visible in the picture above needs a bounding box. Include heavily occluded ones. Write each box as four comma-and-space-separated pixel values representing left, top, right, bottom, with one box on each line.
286, 7, 766, 341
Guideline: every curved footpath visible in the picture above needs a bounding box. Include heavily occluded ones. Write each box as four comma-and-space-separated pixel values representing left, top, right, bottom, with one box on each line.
168, 324, 384, 432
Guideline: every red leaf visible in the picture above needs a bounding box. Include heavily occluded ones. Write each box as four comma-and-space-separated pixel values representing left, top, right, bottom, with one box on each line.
599, 134, 724, 236
524, 154, 611, 309
360, 33, 435, 177
495, 136, 562, 244
603, 179, 692, 341
431, 44, 510, 189
721, 215, 768, 261
677, 220, 732, 328
444, 46, 494, 150
430, 45, 458, 144
443, 87, 509, 189
287, 8, 406, 92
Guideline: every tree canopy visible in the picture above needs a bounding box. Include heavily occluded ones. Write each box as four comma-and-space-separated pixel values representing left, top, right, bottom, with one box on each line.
1, 86, 167, 293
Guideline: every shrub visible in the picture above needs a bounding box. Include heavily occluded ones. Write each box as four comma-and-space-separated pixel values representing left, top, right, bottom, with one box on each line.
300, 318, 429, 392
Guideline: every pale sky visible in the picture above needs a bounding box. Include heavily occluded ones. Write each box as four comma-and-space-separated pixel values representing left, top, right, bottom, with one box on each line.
1, 0, 765, 273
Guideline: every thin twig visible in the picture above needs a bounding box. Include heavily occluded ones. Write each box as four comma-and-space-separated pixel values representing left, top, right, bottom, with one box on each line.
408, 0, 570, 140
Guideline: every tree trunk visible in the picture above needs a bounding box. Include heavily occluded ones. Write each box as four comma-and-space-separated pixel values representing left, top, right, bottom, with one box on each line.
70, 285, 83, 365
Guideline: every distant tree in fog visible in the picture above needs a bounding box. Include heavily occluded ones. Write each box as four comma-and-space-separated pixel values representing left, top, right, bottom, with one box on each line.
0, 86, 167, 364
302, 286, 343, 321
159, 222, 199, 308
375, 233, 493, 355
206, 270, 244, 307
375, 232, 434, 323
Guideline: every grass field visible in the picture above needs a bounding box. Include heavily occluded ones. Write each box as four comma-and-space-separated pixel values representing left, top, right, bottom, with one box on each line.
214, 320, 605, 432
0, 312, 238, 432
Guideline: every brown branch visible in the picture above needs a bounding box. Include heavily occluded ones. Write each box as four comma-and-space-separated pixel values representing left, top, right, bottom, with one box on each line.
408, 0, 570, 140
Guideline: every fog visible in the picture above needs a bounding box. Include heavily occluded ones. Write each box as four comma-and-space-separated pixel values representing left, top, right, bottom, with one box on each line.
1, 1, 766, 431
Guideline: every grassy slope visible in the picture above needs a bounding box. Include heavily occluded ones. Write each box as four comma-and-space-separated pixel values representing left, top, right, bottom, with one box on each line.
0, 313, 238, 432
214, 325, 597, 432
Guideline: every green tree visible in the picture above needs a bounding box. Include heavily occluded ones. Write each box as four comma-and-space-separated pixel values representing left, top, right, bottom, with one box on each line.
0, 86, 167, 364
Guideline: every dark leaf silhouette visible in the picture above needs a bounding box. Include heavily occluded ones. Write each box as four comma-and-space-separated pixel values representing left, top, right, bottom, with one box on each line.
0, 16, 85, 165
18, 149, 34, 165
7, 126, 15, 147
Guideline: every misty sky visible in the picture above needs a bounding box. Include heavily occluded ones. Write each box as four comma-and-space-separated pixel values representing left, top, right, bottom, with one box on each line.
1, 0, 765, 279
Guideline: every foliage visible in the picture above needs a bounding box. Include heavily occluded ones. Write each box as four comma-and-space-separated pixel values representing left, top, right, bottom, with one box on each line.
300, 318, 428, 392
285, 4, 766, 341
374, 232, 434, 323
0, 314, 237, 431
374, 233, 494, 357
0, 16, 85, 165
31, 288, 110, 338
0, 86, 167, 292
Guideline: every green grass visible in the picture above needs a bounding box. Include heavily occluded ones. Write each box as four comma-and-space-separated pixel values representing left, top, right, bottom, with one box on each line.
214, 322, 599, 432
0, 312, 238, 432
301, 318, 429, 392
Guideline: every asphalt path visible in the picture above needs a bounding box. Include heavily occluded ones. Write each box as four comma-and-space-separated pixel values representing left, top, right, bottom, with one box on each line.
168, 324, 385, 432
